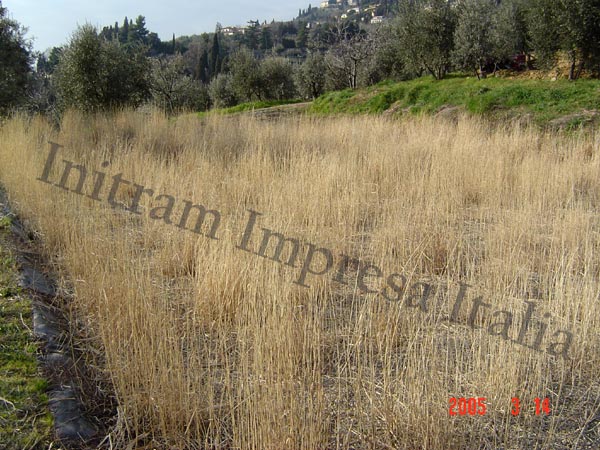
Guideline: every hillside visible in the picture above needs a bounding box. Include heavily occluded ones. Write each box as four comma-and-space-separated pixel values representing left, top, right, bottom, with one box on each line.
199, 75, 600, 130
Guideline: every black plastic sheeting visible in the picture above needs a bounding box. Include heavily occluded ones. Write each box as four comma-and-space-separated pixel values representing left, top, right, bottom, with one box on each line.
1, 193, 99, 445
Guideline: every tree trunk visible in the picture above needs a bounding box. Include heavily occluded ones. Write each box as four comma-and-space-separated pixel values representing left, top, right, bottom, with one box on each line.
568, 50, 577, 81
575, 57, 585, 80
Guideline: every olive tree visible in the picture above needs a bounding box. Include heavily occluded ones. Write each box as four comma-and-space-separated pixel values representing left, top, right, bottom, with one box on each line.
528, 0, 600, 79
395, 0, 457, 80
208, 73, 238, 108
259, 57, 297, 100
228, 47, 263, 101
295, 53, 327, 99
149, 55, 210, 113
55, 24, 150, 111
325, 26, 374, 89
452, 0, 495, 78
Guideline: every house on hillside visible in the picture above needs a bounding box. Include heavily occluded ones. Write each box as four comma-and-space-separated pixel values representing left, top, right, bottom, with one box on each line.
342, 8, 361, 19
321, 0, 343, 8
222, 26, 244, 36
371, 16, 385, 24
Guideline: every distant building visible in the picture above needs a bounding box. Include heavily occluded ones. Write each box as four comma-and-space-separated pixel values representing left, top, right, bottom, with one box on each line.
371, 16, 385, 24
321, 0, 339, 8
343, 7, 361, 19
222, 26, 244, 36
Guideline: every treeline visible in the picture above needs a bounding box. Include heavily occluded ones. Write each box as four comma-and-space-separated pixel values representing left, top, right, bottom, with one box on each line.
2, 0, 600, 117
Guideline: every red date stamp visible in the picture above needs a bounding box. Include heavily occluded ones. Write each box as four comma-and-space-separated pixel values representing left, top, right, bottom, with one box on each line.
449, 397, 551, 416
449, 397, 487, 416
511, 397, 551, 416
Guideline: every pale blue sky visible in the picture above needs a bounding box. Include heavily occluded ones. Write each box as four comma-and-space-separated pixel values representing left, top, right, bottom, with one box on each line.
4, 0, 309, 51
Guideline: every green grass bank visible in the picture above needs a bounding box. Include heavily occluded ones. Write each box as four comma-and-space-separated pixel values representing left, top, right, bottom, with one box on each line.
310, 76, 600, 128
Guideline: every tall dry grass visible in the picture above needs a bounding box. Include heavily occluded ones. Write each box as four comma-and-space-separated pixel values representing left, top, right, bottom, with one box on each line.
0, 109, 599, 449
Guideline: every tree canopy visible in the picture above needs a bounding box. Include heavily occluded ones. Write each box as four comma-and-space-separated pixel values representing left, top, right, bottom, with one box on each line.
0, 1, 32, 115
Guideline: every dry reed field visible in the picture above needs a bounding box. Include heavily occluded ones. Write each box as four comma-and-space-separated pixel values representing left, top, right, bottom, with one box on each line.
0, 110, 599, 449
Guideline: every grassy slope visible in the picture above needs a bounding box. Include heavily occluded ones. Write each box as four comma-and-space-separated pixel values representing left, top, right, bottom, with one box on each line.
0, 214, 53, 449
309, 75, 600, 126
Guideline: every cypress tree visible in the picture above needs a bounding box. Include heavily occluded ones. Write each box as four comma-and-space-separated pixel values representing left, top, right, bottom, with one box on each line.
119, 17, 129, 43
197, 49, 209, 83
210, 31, 221, 78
